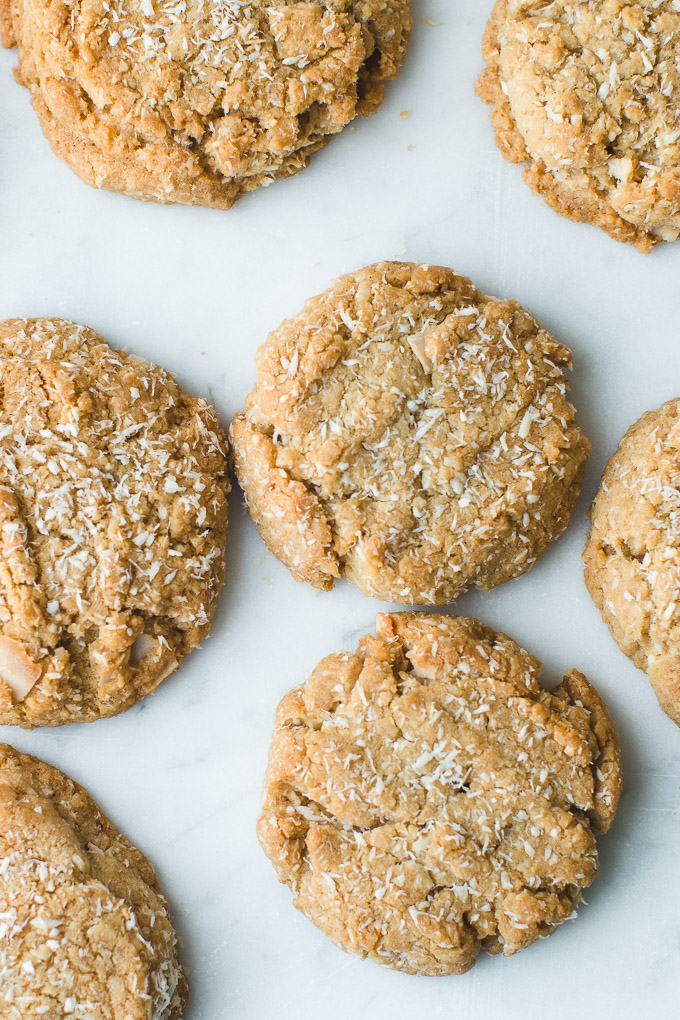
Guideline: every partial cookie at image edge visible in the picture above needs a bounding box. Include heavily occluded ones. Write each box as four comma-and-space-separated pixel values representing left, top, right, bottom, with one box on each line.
0, 0, 412, 209
477, 0, 680, 252
584, 397, 680, 726
0, 317, 230, 727
0, 742, 188, 1020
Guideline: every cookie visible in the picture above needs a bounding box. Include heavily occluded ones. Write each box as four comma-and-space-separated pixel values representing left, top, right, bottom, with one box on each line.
0, 0, 411, 209
230, 261, 590, 605
0, 318, 229, 727
258, 612, 621, 975
0, 743, 187, 1019
477, 1, 680, 252
584, 399, 680, 725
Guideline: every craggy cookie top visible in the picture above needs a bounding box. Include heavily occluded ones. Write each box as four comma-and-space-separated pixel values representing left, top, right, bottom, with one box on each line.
0, 743, 187, 1019
258, 612, 621, 975
584, 398, 680, 725
477, 1, 680, 251
0, 318, 229, 727
0, 0, 411, 208
231, 262, 590, 605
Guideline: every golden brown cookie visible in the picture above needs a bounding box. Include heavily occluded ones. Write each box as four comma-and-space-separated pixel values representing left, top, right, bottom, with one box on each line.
0, 743, 187, 1019
584, 399, 680, 725
0, 318, 229, 727
231, 261, 590, 605
0, 0, 411, 208
258, 612, 622, 976
477, 1, 680, 252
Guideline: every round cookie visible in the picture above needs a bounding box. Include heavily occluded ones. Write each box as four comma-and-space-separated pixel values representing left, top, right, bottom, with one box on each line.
0, 0, 411, 208
231, 261, 590, 605
477, 1, 680, 252
0, 318, 229, 727
0, 743, 187, 1019
258, 612, 622, 976
584, 398, 680, 726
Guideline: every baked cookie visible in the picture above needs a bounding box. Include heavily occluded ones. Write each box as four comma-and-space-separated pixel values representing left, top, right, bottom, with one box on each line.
0, 318, 229, 727
477, 1, 680, 252
584, 399, 680, 726
0, 0, 411, 208
231, 261, 590, 605
258, 612, 622, 975
0, 743, 187, 1019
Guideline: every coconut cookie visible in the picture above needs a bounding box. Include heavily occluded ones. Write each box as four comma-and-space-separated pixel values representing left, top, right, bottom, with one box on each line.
0, 318, 229, 727
0, 0, 411, 209
258, 612, 622, 976
0, 743, 187, 1019
477, 1, 680, 252
584, 399, 680, 726
231, 261, 590, 605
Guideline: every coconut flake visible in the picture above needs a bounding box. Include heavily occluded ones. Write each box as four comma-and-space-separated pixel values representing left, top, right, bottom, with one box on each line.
609, 156, 634, 182
130, 633, 157, 663
0, 637, 41, 700
407, 333, 433, 373
157, 656, 179, 681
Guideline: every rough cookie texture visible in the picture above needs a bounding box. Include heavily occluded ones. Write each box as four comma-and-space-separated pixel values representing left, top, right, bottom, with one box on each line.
258, 612, 622, 975
584, 399, 680, 726
231, 262, 590, 605
0, 318, 229, 727
0, 0, 411, 208
477, 1, 680, 252
0, 743, 187, 1019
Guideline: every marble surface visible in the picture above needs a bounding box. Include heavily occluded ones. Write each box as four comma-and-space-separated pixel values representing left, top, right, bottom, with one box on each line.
1, 2, 679, 1017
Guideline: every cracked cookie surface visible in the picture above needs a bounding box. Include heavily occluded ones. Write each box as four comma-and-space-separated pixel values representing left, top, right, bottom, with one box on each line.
0, 318, 229, 727
584, 398, 680, 725
0, 0, 411, 208
258, 612, 621, 975
0, 743, 187, 1020
231, 261, 590, 605
477, 1, 680, 251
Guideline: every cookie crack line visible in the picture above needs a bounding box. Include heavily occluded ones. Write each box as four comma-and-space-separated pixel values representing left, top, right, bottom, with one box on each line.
258, 612, 622, 976
318, 381, 576, 571
292, 345, 559, 495
231, 261, 590, 605
280, 665, 606, 834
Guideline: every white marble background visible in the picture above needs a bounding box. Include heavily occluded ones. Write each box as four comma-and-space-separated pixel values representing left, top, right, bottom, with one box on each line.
1, 2, 679, 1017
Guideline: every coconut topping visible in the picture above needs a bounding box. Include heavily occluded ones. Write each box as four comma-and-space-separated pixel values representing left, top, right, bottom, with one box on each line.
231, 262, 590, 605
0, 318, 229, 727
